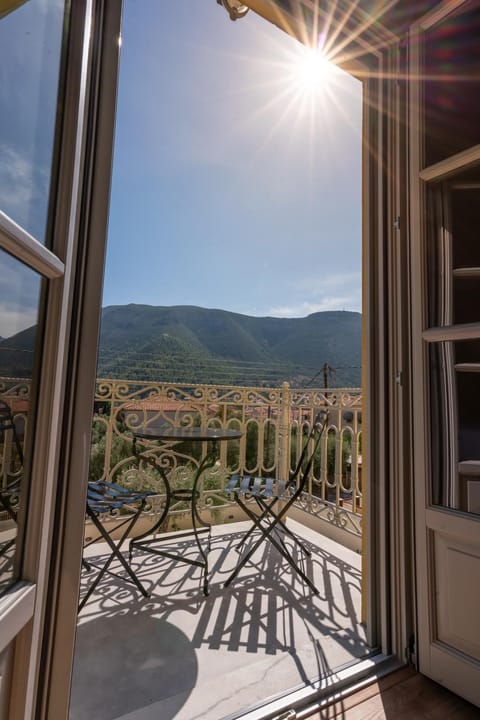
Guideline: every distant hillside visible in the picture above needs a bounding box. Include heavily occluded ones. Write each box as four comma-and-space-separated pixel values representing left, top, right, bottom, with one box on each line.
0, 304, 362, 387
0, 325, 37, 378
97, 305, 361, 386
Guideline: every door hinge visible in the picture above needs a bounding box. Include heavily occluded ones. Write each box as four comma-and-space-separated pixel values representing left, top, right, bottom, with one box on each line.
406, 633, 416, 665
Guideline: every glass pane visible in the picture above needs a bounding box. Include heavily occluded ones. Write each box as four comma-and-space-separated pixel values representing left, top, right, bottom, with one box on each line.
427, 168, 480, 515
430, 342, 480, 515
0, 249, 43, 594
456, 356, 480, 514
423, 0, 480, 167
0, 0, 65, 243
451, 180, 480, 267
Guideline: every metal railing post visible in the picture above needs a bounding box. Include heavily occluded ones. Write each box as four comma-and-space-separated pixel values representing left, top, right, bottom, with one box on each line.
278, 382, 290, 482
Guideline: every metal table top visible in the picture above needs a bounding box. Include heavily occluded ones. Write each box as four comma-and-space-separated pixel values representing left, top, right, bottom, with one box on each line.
133, 427, 243, 442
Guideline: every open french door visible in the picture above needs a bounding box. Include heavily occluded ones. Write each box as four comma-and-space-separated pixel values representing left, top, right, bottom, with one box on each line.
410, 0, 480, 707
0, 1, 121, 718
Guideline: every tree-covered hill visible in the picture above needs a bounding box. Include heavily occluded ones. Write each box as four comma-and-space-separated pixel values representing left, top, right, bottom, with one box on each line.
0, 304, 362, 387
97, 305, 361, 386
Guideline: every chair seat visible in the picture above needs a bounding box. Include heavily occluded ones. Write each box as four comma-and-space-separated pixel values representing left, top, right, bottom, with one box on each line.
88, 480, 155, 504
80, 480, 155, 611
225, 474, 289, 500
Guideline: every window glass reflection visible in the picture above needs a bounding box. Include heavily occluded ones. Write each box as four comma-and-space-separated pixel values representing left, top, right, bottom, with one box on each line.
0, 249, 43, 593
0, 0, 65, 243
424, 0, 480, 167
427, 172, 480, 516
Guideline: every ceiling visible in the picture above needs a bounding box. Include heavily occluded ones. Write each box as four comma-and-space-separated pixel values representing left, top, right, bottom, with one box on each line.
245, 0, 443, 65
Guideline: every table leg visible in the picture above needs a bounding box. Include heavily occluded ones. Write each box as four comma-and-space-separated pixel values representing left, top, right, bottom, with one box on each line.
130, 438, 218, 596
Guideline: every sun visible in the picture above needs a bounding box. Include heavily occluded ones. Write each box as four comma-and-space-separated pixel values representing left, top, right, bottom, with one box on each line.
293, 47, 337, 94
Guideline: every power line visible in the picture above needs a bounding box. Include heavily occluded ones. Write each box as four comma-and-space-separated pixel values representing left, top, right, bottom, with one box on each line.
0, 347, 35, 354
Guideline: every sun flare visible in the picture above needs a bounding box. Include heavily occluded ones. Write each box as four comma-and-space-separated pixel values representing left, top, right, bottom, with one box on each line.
294, 48, 337, 94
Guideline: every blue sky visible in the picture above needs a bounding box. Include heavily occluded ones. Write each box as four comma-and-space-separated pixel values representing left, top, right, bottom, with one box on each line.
103, 0, 363, 319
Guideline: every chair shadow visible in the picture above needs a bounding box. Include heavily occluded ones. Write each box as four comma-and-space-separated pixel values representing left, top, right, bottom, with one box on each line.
74, 526, 368, 718
190, 530, 368, 662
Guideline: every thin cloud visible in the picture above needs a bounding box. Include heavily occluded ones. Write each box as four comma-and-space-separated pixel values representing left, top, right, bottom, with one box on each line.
268, 295, 360, 318
291, 271, 361, 294
0, 145, 49, 235
0, 145, 34, 209
0, 254, 41, 337
265, 271, 362, 317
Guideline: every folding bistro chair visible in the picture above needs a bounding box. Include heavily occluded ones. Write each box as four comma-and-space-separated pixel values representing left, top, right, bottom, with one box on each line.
0, 400, 24, 558
80, 480, 156, 611
224, 410, 328, 593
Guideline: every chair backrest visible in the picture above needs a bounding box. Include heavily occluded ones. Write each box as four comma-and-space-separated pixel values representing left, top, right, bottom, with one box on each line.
0, 399, 24, 468
287, 410, 328, 491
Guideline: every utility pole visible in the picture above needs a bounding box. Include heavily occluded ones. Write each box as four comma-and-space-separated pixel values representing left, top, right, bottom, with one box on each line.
304, 363, 335, 389
323, 362, 332, 389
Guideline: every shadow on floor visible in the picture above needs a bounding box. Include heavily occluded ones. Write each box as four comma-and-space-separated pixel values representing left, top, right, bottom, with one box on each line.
72, 523, 368, 720
70, 611, 198, 720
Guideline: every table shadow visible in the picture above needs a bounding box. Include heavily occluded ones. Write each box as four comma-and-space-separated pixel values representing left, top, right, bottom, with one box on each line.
69, 610, 198, 720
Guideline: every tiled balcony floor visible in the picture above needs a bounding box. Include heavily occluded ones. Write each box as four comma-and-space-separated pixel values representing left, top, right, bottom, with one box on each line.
70, 519, 369, 720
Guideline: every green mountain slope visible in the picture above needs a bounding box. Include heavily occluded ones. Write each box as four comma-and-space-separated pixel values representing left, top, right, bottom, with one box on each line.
97, 304, 361, 386
0, 304, 362, 387
0, 325, 37, 378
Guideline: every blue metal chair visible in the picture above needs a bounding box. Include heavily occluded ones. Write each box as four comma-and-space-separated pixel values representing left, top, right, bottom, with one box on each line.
224, 410, 328, 593
80, 480, 156, 611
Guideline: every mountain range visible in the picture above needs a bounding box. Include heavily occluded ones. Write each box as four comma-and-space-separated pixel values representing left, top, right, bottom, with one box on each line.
0, 304, 362, 387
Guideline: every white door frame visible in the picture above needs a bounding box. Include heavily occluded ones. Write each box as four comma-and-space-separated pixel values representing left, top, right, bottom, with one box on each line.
1, 0, 427, 716
410, 0, 480, 706
0, 1, 121, 718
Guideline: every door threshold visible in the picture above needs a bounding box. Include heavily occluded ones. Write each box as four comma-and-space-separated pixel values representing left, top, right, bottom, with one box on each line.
225, 653, 405, 720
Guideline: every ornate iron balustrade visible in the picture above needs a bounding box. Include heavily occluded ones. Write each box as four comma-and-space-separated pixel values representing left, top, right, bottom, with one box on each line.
1, 377, 363, 539
0, 379, 29, 515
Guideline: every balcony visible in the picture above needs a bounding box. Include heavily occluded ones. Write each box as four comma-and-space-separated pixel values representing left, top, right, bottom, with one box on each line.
73, 519, 367, 720
1, 378, 367, 720
87, 379, 363, 544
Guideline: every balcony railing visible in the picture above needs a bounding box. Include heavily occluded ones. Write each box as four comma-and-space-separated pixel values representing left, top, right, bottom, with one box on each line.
1, 377, 363, 544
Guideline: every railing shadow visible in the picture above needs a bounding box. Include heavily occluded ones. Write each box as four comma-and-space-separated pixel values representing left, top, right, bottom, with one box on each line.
74, 526, 367, 719
191, 532, 367, 667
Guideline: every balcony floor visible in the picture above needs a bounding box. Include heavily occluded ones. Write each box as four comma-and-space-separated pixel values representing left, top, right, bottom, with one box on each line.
70, 519, 369, 720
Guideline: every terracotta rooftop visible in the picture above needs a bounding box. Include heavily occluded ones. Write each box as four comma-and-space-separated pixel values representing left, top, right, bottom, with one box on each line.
121, 399, 201, 413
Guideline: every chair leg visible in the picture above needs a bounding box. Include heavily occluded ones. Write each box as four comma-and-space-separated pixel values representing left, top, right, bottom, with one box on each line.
224, 496, 319, 594
256, 499, 313, 557
0, 489, 18, 560
252, 498, 297, 555
257, 523, 319, 595
0, 536, 16, 559
79, 507, 150, 612
236, 495, 311, 557
235, 497, 278, 550
226, 517, 318, 594
0, 493, 18, 523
